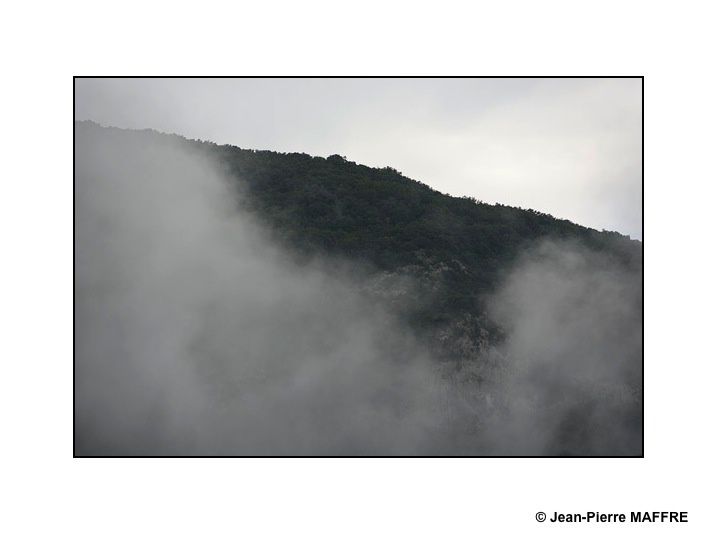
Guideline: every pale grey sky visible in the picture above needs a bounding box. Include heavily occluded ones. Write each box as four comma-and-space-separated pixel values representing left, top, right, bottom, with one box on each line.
75, 77, 642, 239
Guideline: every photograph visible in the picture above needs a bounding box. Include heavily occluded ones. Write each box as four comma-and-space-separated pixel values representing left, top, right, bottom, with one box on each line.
6, 1, 720, 537
74, 77, 642, 456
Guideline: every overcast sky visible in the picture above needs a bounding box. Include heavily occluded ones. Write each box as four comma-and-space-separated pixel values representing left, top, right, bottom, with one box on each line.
75, 77, 642, 239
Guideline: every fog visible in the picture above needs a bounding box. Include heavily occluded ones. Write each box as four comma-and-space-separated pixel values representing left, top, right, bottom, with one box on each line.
484, 242, 642, 455
75, 125, 641, 455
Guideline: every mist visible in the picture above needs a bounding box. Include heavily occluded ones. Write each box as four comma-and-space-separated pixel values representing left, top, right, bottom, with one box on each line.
74, 124, 641, 455
483, 241, 642, 455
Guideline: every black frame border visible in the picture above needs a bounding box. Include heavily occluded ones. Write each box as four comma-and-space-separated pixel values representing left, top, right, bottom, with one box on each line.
73, 75, 644, 458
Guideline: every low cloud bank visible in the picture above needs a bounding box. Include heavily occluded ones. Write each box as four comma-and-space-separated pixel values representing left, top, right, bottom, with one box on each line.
484, 241, 642, 455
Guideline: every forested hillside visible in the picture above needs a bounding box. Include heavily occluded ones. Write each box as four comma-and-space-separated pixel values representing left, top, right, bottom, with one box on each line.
76, 121, 641, 357
75, 121, 642, 455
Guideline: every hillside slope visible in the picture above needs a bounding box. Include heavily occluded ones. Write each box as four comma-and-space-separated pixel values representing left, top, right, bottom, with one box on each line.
74, 122, 643, 455
76, 122, 640, 348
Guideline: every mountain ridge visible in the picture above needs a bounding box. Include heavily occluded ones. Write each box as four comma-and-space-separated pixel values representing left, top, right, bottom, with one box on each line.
75, 120, 641, 351
75, 120, 639, 242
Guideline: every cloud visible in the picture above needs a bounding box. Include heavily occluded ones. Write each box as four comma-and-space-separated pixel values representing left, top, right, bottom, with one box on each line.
485, 241, 643, 455
74, 124, 445, 455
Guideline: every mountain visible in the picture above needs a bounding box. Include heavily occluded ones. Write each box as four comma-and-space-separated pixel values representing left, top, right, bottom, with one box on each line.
78, 122, 640, 338
74, 121, 642, 455
214, 134, 640, 355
